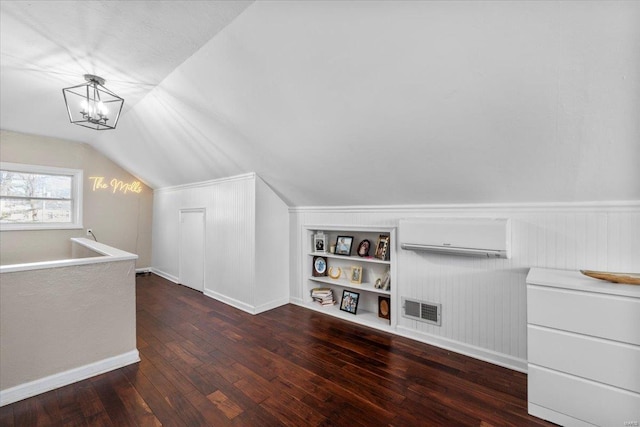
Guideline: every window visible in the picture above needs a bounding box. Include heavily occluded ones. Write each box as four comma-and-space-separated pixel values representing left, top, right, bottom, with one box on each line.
0, 162, 83, 230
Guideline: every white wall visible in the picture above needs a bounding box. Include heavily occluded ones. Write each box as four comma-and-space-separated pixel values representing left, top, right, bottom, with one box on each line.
289, 201, 640, 371
152, 173, 289, 313
255, 176, 290, 312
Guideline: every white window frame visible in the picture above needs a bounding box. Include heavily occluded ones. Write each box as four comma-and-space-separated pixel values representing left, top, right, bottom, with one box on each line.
0, 162, 83, 231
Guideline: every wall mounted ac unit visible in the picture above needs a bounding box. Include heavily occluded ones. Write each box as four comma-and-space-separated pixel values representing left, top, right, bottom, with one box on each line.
399, 218, 511, 258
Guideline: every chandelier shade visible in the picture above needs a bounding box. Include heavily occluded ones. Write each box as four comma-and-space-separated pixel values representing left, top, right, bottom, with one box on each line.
62, 74, 124, 130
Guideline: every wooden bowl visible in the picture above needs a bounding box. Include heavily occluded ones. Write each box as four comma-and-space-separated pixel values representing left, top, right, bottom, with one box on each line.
580, 270, 640, 285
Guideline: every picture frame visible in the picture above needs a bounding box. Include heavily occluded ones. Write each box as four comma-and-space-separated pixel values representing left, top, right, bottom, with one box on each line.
357, 239, 370, 257
339, 290, 360, 315
334, 235, 354, 256
313, 232, 327, 253
374, 235, 390, 260
312, 256, 328, 277
350, 266, 363, 284
378, 296, 391, 321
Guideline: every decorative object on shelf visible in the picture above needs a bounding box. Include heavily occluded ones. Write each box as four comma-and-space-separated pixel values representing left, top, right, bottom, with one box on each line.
335, 235, 354, 256
357, 239, 371, 257
339, 290, 360, 314
350, 266, 363, 284
378, 296, 391, 321
329, 244, 336, 254
62, 74, 124, 130
313, 232, 327, 253
311, 288, 334, 305
580, 270, 640, 285
374, 235, 390, 260
375, 269, 391, 290
381, 269, 391, 291
328, 266, 342, 279
312, 256, 328, 277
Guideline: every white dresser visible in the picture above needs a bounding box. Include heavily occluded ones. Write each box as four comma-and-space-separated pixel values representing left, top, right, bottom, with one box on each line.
526, 268, 640, 427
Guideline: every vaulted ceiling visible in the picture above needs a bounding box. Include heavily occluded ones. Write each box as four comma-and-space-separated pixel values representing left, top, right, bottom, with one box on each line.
2, 1, 639, 206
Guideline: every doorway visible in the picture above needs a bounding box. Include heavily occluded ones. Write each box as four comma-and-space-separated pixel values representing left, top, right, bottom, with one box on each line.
179, 208, 205, 292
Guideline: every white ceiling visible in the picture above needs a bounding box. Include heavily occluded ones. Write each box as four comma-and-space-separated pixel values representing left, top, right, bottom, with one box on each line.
2, 1, 639, 206
0, 0, 253, 145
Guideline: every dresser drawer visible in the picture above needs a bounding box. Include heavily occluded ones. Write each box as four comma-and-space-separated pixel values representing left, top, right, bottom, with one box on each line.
527, 285, 640, 344
528, 325, 640, 393
528, 365, 640, 427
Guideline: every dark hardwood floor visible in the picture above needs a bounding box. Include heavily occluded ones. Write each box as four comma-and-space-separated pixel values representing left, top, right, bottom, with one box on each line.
0, 274, 555, 426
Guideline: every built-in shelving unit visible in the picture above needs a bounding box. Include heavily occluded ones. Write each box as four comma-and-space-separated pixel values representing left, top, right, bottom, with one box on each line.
302, 225, 397, 332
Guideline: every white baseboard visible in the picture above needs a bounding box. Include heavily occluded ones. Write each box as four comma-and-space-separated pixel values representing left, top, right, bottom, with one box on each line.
203, 289, 256, 314
254, 297, 290, 314
135, 267, 151, 274
0, 349, 140, 407
150, 268, 179, 283
201, 292, 287, 315
290, 297, 305, 306
395, 325, 528, 373
151, 270, 288, 315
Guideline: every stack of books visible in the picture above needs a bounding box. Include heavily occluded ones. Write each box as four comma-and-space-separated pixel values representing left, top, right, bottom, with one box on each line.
311, 288, 335, 306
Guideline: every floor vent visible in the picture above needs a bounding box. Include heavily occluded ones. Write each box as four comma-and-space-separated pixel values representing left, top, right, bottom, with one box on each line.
402, 298, 441, 326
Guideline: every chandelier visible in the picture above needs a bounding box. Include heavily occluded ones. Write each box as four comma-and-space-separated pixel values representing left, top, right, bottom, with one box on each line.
62, 74, 124, 130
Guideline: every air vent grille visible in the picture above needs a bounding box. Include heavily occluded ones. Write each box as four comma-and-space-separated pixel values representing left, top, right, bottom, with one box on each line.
402, 298, 441, 326
405, 300, 420, 318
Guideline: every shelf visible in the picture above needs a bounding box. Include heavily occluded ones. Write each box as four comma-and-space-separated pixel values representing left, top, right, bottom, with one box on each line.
309, 252, 390, 265
308, 276, 390, 295
306, 225, 395, 234
301, 301, 392, 331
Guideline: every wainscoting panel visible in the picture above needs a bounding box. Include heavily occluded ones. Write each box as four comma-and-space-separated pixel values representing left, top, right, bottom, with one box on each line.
153, 174, 256, 306
153, 173, 289, 314
289, 202, 640, 370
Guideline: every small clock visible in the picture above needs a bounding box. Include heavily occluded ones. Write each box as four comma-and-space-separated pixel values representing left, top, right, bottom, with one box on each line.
312, 256, 328, 277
